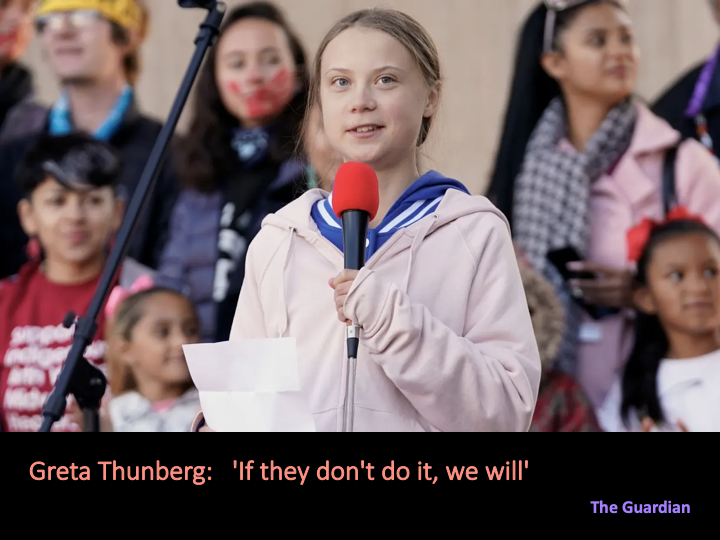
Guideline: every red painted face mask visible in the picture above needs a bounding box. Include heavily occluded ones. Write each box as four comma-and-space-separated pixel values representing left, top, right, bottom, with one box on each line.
229, 68, 296, 121
0, 14, 20, 57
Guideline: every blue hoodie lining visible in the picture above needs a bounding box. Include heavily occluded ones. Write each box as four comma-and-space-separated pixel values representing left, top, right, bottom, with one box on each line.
310, 170, 469, 258
314, 195, 443, 232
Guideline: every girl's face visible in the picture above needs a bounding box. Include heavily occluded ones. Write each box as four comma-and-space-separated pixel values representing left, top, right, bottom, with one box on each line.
18, 178, 122, 267
215, 18, 297, 128
543, 3, 638, 106
319, 27, 439, 170
121, 293, 200, 388
638, 232, 720, 335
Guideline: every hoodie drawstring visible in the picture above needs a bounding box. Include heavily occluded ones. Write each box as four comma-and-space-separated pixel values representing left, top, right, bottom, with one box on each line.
401, 215, 438, 293
278, 228, 295, 338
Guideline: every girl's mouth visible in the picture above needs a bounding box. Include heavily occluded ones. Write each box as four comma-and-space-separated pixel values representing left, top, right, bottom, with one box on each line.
65, 231, 89, 245
348, 125, 384, 136
684, 300, 715, 312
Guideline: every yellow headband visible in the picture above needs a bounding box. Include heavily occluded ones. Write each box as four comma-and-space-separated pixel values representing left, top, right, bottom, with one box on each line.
37, 0, 143, 31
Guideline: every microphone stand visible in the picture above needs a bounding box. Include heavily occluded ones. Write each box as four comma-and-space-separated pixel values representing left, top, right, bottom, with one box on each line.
345, 324, 359, 433
38, 1, 227, 433
340, 211, 369, 433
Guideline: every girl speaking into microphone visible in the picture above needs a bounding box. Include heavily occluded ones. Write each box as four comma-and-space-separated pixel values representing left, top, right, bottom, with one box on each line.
195, 8, 541, 432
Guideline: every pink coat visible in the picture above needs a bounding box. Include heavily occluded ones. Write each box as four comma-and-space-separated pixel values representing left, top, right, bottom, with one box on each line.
578, 104, 720, 409
195, 188, 541, 431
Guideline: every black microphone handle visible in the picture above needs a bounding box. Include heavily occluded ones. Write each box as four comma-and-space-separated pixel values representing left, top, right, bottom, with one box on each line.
341, 210, 370, 271
340, 210, 369, 366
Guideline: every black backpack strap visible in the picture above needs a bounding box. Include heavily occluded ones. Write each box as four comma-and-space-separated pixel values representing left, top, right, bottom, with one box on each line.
663, 143, 679, 215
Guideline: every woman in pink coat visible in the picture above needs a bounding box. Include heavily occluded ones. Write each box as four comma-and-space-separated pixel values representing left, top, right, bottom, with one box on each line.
488, 0, 720, 409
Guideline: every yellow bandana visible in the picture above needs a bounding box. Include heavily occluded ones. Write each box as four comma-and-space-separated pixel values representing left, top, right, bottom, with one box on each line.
37, 0, 143, 31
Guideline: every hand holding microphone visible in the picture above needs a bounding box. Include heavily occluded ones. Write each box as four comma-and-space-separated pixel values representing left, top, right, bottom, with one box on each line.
330, 270, 358, 323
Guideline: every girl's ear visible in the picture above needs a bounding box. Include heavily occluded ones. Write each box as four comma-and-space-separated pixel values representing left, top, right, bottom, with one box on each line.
540, 51, 565, 81
116, 337, 138, 368
423, 80, 441, 118
17, 198, 38, 237
112, 197, 126, 233
633, 286, 657, 315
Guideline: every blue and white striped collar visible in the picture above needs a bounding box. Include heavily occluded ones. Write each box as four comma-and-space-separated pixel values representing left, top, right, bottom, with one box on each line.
314, 192, 444, 232
310, 170, 470, 257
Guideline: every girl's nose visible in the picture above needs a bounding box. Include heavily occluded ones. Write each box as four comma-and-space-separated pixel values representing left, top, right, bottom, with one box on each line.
685, 274, 712, 295
350, 85, 377, 114
243, 64, 265, 87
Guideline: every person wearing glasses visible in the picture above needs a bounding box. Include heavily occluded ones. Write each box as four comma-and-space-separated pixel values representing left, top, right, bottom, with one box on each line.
487, 0, 720, 410
0, 0, 179, 281
653, 0, 720, 163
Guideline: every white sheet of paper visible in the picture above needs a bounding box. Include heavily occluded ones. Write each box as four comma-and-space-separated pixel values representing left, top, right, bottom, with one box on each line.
182, 338, 316, 432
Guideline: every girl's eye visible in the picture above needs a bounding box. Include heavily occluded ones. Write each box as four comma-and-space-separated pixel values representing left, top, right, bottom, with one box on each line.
332, 77, 349, 87
589, 35, 606, 47
49, 197, 65, 206
621, 32, 633, 44
154, 326, 170, 339
669, 271, 683, 282
379, 76, 394, 84
705, 268, 718, 278
184, 326, 200, 339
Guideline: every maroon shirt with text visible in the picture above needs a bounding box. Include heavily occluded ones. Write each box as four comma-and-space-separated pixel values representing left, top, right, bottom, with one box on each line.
0, 261, 107, 432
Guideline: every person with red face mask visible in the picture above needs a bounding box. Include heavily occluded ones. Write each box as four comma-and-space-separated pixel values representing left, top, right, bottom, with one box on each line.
155, 2, 310, 343
0, 0, 46, 143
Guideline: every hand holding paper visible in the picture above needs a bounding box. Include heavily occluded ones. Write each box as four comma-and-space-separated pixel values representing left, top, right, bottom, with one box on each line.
183, 338, 316, 432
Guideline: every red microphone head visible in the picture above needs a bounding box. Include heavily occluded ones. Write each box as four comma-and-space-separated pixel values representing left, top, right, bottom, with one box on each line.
331, 162, 380, 221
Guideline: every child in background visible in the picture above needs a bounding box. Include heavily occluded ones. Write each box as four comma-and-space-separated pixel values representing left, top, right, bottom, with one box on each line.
516, 247, 601, 432
597, 213, 720, 432
104, 286, 201, 432
0, 132, 124, 432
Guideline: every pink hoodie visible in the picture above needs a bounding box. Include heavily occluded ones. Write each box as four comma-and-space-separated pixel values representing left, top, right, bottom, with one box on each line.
196, 188, 541, 432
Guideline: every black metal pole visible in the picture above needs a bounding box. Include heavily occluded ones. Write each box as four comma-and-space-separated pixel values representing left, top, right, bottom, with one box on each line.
38, 1, 227, 433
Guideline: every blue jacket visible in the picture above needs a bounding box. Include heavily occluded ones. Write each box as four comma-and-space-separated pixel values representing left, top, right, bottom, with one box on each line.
155, 158, 307, 342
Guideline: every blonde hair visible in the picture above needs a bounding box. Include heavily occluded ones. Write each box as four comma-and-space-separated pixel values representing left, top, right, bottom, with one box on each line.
306, 8, 441, 147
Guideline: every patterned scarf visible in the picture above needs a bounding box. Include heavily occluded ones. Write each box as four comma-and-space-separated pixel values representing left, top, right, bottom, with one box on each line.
512, 97, 637, 374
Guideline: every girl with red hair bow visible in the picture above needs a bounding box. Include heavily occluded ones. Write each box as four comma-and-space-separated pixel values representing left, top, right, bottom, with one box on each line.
596, 212, 720, 431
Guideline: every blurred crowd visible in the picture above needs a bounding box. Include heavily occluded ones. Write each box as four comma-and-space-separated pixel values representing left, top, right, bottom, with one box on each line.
1, 0, 719, 432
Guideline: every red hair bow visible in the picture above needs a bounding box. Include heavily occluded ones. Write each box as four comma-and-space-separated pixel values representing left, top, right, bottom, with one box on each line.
626, 206, 705, 262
